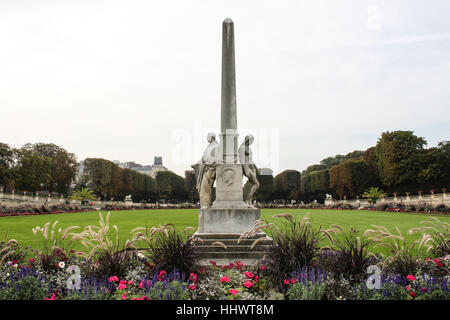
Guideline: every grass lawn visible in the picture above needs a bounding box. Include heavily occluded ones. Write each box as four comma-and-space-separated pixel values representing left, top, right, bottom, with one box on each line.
1, 208, 448, 257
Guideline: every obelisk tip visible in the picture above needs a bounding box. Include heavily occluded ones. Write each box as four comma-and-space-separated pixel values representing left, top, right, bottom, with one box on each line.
223, 17, 233, 24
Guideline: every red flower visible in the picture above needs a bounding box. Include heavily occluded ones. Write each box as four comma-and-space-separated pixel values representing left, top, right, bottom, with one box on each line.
210, 260, 217, 266
244, 271, 254, 279
409, 292, 416, 298
243, 281, 253, 288
406, 274, 416, 282
220, 276, 230, 283
188, 284, 197, 290
229, 289, 238, 296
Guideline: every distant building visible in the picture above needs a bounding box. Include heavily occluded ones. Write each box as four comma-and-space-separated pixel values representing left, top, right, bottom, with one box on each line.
113, 157, 168, 178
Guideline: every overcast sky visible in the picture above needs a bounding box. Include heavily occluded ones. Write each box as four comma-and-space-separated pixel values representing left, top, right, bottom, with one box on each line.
1, 0, 449, 176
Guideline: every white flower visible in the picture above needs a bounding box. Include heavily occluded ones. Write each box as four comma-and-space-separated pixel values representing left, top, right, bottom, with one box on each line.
12, 264, 18, 268
137, 252, 145, 259
58, 261, 65, 269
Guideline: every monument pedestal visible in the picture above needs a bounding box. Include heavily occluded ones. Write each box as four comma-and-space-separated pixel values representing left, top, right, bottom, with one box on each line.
198, 206, 260, 234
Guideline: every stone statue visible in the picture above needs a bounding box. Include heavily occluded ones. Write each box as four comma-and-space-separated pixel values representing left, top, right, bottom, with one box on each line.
326, 194, 332, 200
239, 134, 260, 206
192, 132, 220, 208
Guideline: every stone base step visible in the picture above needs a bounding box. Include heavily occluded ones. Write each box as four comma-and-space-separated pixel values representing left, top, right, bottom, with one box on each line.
193, 232, 273, 265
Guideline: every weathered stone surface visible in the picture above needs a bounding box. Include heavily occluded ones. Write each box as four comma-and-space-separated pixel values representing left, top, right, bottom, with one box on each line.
213, 163, 247, 208
198, 207, 260, 233
193, 232, 273, 266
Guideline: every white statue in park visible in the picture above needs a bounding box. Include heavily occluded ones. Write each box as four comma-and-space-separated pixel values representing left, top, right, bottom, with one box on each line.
238, 134, 261, 206
326, 194, 332, 200
192, 132, 220, 208
125, 195, 132, 201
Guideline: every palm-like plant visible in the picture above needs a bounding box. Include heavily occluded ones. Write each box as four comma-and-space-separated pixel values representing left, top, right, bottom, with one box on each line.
70, 187, 97, 202
362, 187, 387, 204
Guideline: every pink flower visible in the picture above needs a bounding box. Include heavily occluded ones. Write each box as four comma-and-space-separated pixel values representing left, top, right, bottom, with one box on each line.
283, 279, 290, 285
140, 296, 149, 300
244, 271, 254, 279
260, 265, 267, 271
118, 281, 127, 290
254, 275, 259, 282
243, 281, 253, 288
139, 280, 144, 289
210, 260, 217, 266
220, 276, 230, 283
229, 289, 238, 296
189, 273, 198, 283
128, 281, 134, 285
188, 284, 197, 290
221, 265, 228, 270
121, 294, 127, 300
108, 276, 119, 282
407, 274, 416, 282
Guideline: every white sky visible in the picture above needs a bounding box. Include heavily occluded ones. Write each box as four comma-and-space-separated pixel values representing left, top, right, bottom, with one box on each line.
1, 0, 449, 176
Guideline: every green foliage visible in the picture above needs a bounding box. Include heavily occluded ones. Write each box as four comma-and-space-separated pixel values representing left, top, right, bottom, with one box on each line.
273, 170, 301, 200
263, 214, 338, 285
80, 158, 157, 201
327, 228, 380, 282
362, 187, 387, 204
0, 143, 15, 188
0, 275, 49, 300
376, 130, 426, 189
155, 170, 185, 201
286, 281, 326, 300
70, 187, 97, 201
14, 147, 52, 192
329, 159, 379, 199
300, 169, 330, 202
184, 170, 198, 203
133, 225, 200, 275
24, 143, 78, 194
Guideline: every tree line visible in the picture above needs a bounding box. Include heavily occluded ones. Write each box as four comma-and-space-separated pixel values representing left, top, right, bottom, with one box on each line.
1, 130, 449, 203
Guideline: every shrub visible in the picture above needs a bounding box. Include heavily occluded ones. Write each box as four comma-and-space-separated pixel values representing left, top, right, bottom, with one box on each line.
132, 225, 200, 275
0, 268, 50, 300
321, 228, 380, 283
409, 217, 450, 258
256, 214, 338, 286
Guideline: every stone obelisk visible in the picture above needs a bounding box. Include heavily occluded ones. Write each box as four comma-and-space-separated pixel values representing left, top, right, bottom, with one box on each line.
197, 18, 260, 233
220, 18, 238, 164
194, 18, 271, 265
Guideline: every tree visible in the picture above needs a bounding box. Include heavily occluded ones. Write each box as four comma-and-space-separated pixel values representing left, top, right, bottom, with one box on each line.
14, 148, 52, 192
273, 170, 301, 201
24, 143, 77, 194
362, 187, 387, 204
375, 131, 426, 191
300, 169, 330, 202
0, 143, 15, 189
184, 170, 198, 203
329, 159, 379, 198
155, 171, 186, 201
416, 141, 450, 190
